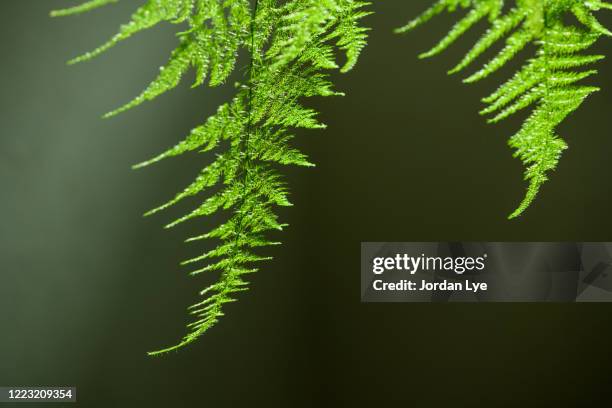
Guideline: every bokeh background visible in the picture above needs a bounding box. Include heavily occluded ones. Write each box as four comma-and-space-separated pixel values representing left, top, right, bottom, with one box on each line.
2, 1, 612, 406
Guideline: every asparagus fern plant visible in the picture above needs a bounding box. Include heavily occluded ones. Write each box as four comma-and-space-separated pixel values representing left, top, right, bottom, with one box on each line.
397, 0, 612, 218
53, 0, 370, 354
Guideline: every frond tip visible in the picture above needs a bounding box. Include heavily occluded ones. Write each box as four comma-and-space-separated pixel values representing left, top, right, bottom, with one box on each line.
398, 0, 611, 217
57, 0, 370, 354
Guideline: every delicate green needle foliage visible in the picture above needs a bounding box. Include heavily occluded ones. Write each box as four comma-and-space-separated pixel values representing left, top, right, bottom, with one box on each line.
397, 0, 612, 218
54, 0, 370, 353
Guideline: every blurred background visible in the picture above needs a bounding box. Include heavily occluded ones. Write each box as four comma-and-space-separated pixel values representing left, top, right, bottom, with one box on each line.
2, 1, 612, 406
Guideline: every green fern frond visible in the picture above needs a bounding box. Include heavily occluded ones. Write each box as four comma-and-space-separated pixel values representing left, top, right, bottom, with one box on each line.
67, 0, 193, 65
55, 0, 369, 353
398, 0, 611, 218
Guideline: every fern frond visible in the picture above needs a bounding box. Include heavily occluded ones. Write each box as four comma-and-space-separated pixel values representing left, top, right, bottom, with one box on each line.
328, 1, 373, 72
56, 0, 369, 353
395, 0, 470, 34
398, 0, 611, 218
420, 0, 503, 59
67, 0, 193, 64
105, 40, 194, 117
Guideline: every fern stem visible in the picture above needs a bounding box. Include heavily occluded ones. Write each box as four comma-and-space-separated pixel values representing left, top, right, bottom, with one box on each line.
225, 0, 260, 289
242, 0, 259, 174
233, 0, 260, 251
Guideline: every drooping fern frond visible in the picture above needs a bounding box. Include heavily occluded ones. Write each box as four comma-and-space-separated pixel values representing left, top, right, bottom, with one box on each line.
397, 0, 612, 218
53, 0, 370, 353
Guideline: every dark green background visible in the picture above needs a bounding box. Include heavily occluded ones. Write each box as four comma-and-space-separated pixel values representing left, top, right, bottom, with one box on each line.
2, 1, 612, 406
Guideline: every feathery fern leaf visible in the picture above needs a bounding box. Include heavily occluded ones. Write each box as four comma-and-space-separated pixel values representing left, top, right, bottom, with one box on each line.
397, 0, 611, 218
54, 0, 370, 353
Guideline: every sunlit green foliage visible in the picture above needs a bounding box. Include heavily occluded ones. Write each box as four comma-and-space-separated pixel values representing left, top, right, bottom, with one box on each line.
397, 0, 612, 218
53, 0, 370, 353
